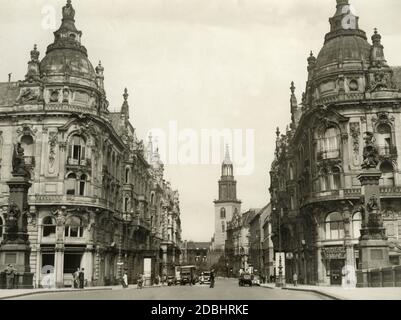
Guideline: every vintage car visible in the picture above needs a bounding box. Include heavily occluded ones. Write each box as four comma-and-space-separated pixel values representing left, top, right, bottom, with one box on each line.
239, 273, 253, 287
200, 271, 211, 284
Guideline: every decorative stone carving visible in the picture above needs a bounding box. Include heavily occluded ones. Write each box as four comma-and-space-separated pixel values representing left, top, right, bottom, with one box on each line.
28, 206, 37, 227
16, 124, 37, 138
49, 89, 60, 103
361, 132, 379, 170
48, 132, 58, 166
349, 122, 361, 164
12, 143, 29, 177
17, 87, 40, 104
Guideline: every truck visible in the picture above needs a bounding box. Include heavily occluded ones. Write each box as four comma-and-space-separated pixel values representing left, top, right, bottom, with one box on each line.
180, 265, 197, 285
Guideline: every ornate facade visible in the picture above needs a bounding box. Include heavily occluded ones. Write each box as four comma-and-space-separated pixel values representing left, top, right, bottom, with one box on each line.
0, 1, 181, 287
269, 0, 401, 286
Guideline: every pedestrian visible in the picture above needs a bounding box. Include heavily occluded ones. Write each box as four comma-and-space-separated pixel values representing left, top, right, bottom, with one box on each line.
73, 268, 80, 288
209, 269, 215, 289
137, 273, 143, 289
122, 271, 128, 289
293, 272, 298, 287
79, 268, 85, 289
5, 264, 16, 289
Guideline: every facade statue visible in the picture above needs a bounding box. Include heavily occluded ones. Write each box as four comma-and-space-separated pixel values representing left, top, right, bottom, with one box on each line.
4, 202, 21, 234
361, 132, 379, 169
12, 143, 28, 176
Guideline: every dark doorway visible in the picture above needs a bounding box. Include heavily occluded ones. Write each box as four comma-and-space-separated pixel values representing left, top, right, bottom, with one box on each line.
330, 259, 344, 285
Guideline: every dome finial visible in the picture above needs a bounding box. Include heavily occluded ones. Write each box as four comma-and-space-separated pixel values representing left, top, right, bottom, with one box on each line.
30, 44, 40, 62
371, 27, 382, 45
290, 81, 295, 94
62, 0, 75, 21
123, 88, 129, 102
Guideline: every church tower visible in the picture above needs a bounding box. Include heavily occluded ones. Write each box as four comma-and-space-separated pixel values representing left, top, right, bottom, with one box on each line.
213, 146, 241, 251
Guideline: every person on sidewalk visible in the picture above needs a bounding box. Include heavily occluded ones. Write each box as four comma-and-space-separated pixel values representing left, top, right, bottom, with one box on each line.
122, 271, 129, 289
73, 268, 80, 289
209, 270, 215, 288
79, 268, 85, 289
137, 274, 143, 289
293, 273, 298, 287
5, 264, 16, 289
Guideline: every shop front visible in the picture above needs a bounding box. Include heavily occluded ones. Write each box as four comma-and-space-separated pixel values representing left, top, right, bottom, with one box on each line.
322, 246, 346, 286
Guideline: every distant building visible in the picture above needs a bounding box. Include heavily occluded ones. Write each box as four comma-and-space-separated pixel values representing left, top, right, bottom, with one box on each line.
225, 209, 257, 276
181, 241, 212, 272
212, 146, 241, 252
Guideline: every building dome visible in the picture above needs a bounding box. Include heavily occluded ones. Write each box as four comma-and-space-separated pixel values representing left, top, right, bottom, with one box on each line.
315, 33, 371, 71
39, 0, 98, 89
40, 48, 96, 82
312, 0, 372, 79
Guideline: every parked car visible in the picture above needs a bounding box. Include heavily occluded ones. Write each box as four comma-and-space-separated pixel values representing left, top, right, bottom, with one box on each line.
167, 276, 176, 286
200, 271, 211, 284
239, 273, 253, 287
252, 275, 261, 286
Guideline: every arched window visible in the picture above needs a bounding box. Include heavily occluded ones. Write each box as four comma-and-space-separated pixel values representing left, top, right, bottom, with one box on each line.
352, 212, 362, 239
220, 208, 226, 219
320, 169, 330, 191
0, 217, 3, 238
125, 168, 130, 184
325, 212, 344, 240
376, 124, 392, 156
380, 161, 395, 187
124, 197, 130, 212
65, 216, 84, 238
79, 174, 87, 196
66, 173, 76, 195
320, 127, 339, 159
43, 216, 56, 238
332, 167, 341, 190
68, 135, 86, 164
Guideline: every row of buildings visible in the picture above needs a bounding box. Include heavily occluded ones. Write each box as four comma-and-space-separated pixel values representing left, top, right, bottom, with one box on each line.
0, 1, 182, 288
269, 0, 401, 286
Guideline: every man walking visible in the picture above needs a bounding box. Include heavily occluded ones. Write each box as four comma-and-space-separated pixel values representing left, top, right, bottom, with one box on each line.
79, 268, 85, 289
293, 272, 298, 287
209, 270, 215, 289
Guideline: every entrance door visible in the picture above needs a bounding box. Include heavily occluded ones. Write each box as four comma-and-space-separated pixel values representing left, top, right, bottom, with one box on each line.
330, 260, 344, 285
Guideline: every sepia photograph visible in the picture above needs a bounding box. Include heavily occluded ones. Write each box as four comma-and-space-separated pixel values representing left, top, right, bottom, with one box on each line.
0, 0, 401, 315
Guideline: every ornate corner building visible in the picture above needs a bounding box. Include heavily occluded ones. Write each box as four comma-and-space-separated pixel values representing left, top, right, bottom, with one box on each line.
0, 1, 182, 288
269, 0, 401, 286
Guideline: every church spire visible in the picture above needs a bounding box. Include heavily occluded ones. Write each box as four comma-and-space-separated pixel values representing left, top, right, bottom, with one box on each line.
223, 145, 232, 165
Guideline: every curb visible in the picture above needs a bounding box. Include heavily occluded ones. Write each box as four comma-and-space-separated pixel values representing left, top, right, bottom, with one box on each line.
281, 287, 345, 300
0, 287, 113, 300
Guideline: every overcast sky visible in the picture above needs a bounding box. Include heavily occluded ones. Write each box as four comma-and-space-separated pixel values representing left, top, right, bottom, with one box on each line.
1, 0, 401, 241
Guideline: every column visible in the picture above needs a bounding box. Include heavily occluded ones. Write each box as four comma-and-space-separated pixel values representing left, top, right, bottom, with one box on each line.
54, 246, 64, 288
83, 246, 94, 287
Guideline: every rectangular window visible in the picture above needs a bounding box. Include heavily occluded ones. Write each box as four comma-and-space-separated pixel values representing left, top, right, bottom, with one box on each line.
63, 254, 82, 274
41, 253, 55, 269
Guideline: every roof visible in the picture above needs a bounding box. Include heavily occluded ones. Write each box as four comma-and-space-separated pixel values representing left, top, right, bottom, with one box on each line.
0, 82, 20, 107
186, 242, 211, 250
242, 209, 260, 226
109, 112, 123, 135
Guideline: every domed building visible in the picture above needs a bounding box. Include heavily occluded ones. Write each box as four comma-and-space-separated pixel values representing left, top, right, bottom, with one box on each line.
0, 1, 182, 288
270, 0, 401, 286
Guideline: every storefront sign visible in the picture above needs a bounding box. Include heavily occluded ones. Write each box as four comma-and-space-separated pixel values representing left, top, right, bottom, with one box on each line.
322, 247, 346, 260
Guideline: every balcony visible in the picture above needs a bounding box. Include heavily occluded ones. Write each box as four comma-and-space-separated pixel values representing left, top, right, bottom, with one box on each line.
317, 149, 340, 161
67, 158, 91, 167
380, 186, 401, 197
377, 145, 397, 158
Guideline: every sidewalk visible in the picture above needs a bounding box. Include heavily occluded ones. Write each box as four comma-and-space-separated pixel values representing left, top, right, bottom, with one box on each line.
0, 283, 164, 300
261, 283, 401, 300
